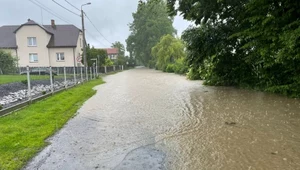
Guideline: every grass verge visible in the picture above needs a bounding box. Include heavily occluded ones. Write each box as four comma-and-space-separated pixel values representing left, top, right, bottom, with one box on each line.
0, 75, 67, 85
0, 79, 105, 170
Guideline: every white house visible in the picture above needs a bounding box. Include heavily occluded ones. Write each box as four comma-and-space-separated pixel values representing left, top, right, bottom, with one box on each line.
0, 19, 83, 67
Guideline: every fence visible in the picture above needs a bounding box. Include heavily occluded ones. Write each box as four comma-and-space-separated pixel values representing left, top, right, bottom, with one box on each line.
0, 65, 124, 111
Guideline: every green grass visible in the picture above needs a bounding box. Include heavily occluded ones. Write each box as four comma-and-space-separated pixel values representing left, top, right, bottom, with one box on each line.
0, 75, 73, 85
0, 79, 105, 170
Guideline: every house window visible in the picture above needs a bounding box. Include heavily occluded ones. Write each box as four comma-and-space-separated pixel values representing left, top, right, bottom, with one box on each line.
27, 37, 37, 46
29, 53, 38, 62
56, 53, 65, 61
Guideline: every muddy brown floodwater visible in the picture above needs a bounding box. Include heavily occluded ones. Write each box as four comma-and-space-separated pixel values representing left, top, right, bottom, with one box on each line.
25, 67, 300, 170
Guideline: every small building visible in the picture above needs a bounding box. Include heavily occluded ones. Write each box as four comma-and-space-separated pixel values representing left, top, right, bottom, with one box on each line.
0, 19, 83, 67
103, 48, 119, 60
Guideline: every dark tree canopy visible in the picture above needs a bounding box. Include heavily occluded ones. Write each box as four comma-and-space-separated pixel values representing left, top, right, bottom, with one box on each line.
127, 0, 176, 67
168, 0, 300, 97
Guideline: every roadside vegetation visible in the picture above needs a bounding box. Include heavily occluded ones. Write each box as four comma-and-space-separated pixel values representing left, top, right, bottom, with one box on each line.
151, 34, 188, 74
0, 75, 64, 85
127, 0, 300, 98
0, 79, 104, 170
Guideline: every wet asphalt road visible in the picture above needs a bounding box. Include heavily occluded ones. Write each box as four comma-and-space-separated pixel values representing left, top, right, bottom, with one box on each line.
24, 67, 300, 170
25, 68, 179, 170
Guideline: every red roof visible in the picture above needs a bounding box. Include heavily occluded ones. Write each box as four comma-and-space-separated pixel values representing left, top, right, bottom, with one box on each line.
105, 48, 118, 55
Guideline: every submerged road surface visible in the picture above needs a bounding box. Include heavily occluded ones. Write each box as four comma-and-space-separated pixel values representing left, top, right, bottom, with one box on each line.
25, 67, 300, 170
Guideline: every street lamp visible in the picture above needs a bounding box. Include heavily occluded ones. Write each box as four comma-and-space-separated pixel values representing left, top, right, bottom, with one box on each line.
81, 2, 91, 80
81, 2, 91, 8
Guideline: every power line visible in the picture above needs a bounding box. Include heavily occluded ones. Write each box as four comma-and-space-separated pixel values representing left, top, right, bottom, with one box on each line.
29, 0, 107, 47
52, 0, 80, 17
64, 0, 80, 11
86, 31, 107, 47
28, 0, 73, 24
84, 13, 112, 45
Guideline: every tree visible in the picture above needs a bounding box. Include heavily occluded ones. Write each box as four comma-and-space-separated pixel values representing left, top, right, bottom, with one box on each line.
168, 0, 300, 97
126, 35, 135, 58
0, 50, 17, 74
111, 41, 125, 57
151, 34, 185, 71
104, 58, 114, 66
86, 44, 107, 67
126, 56, 136, 68
127, 0, 176, 67
236, 0, 300, 95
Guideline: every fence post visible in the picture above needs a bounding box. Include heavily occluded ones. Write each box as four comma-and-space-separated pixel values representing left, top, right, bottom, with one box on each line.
49, 66, 54, 94
122, 65, 124, 70
90, 67, 92, 80
113, 65, 116, 71
64, 66, 67, 89
104, 66, 107, 74
96, 64, 98, 77
27, 66, 31, 102
80, 66, 83, 82
85, 67, 88, 81
73, 66, 77, 84
94, 66, 97, 79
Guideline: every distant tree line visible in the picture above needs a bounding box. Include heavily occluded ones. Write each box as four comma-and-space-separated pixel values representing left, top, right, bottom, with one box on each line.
86, 41, 136, 68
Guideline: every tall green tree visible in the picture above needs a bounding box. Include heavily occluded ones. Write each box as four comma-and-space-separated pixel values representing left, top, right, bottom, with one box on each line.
127, 0, 176, 67
168, 0, 300, 97
151, 34, 185, 71
86, 44, 107, 67
111, 41, 127, 66
0, 50, 17, 74
111, 41, 125, 57
236, 0, 300, 95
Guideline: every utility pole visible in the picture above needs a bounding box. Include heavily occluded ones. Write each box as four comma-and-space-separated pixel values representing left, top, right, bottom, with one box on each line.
81, 9, 88, 80
81, 2, 91, 80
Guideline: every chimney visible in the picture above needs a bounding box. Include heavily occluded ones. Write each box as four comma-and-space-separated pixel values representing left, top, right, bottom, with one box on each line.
28, 18, 31, 22
51, 19, 56, 29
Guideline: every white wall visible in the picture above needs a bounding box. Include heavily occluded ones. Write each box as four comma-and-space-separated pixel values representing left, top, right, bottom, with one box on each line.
48, 48, 75, 67
14, 25, 82, 67
48, 33, 83, 67
16, 25, 51, 67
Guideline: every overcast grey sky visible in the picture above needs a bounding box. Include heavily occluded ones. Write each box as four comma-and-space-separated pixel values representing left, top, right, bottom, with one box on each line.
0, 0, 190, 50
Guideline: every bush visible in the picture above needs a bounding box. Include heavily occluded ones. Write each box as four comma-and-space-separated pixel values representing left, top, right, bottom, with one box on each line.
21, 80, 28, 85
173, 58, 188, 74
104, 58, 114, 66
148, 60, 156, 68
187, 67, 201, 80
265, 82, 300, 98
0, 50, 17, 74
0, 104, 2, 110
42, 91, 46, 95
166, 64, 175, 73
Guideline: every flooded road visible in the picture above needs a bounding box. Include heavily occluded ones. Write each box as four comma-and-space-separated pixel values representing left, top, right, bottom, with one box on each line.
25, 68, 300, 170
